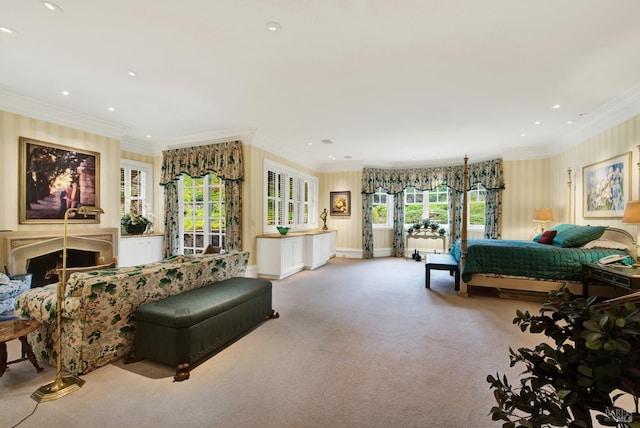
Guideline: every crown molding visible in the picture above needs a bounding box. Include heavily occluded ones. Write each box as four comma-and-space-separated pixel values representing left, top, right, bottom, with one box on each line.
0, 87, 130, 139
163, 127, 257, 149
501, 144, 551, 161
120, 137, 159, 156
554, 82, 640, 154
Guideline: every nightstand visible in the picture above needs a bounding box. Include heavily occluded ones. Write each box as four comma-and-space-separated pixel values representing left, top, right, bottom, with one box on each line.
581, 263, 640, 296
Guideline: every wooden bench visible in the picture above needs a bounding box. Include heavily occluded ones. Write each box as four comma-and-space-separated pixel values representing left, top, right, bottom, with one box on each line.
134, 277, 279, 381
425, 254, 460, 291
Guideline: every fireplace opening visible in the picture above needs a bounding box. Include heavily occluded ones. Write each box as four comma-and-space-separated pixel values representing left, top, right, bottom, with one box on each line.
26, 249, 99, 288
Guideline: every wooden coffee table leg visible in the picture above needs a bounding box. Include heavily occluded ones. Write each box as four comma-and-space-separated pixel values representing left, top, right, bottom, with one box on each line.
19, 336, 43, 373
0, 341, 7, 377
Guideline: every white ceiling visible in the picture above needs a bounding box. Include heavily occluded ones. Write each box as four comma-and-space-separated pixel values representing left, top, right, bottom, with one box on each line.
2, 0, 640, 171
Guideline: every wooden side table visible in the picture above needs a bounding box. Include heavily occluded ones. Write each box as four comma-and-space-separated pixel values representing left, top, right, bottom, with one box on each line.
0, 319, 44, 377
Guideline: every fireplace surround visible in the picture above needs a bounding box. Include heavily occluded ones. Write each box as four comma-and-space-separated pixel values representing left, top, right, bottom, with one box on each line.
0, 229, 118, 279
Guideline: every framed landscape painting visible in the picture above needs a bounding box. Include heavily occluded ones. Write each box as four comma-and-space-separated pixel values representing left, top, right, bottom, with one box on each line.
582, 152, 630, 218
330, 191, 351, 216
19, 137, 100, 224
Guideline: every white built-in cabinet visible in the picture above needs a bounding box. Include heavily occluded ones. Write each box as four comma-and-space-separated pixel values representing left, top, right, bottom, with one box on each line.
118, 234, 164, 267
257, 230, 336, 279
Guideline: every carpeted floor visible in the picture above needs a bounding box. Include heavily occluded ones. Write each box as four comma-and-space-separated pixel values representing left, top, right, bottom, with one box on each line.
2, 257, 549, 428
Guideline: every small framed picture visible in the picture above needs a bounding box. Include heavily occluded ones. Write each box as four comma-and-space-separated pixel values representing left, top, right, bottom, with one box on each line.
330, 191, 351, 216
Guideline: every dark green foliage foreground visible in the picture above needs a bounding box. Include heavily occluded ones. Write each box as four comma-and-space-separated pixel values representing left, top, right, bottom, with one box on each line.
487, 285, 640, 428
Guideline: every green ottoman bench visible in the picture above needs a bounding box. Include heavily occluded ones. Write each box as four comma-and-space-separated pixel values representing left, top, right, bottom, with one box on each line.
134, 277, 279, 381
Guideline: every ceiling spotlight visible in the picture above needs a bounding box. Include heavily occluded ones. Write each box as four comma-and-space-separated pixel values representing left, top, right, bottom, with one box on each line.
128, 70, 137, 77
61, 90, 70, 96
533, 121, 541, 125
307, 142, 312, 146
552, 104, 560, 109
108, 106, 115, 112
146, 134, 151, 138
0, 26, 19, 37
521, 133, 527, 137
566, 120, 574, 125
266, 21, 281, 32
41, 1, 62, 12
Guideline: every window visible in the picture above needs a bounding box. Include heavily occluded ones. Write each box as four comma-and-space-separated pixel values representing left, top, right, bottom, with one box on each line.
120, 159, 152, 218
178, 174, 225, 255
404, 185, 448, 227
372, 187, 392, 227
264, 160, 318, 232
468, 183, 486, 227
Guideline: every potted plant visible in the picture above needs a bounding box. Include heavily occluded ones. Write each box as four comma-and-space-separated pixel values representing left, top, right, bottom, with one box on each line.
488, 285, 640, 427
121, 212, 151, 234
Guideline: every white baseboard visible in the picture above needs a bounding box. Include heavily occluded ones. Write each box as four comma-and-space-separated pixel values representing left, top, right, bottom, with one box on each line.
245, 264, 258, 278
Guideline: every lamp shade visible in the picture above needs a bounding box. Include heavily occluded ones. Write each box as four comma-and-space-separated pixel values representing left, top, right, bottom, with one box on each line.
533, 208, 554, 222
622, 201, 640, 224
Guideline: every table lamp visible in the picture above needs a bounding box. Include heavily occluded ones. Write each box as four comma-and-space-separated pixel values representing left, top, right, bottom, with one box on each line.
32, 205, 104, 403
533, 208, 554, 234
622, 201, 640, 257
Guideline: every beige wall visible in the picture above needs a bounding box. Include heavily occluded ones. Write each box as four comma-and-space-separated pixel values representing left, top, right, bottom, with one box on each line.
0, 110, 121, 232
319, 170, 362, 254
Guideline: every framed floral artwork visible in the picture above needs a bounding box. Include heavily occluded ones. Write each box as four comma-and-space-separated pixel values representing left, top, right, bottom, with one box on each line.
330, 191, 351, 216
582, 152, 630, 218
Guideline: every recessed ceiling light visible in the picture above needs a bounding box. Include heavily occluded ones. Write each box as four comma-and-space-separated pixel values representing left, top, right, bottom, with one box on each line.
552, 104, 560, 109
321, 139, 334, 144
41, 1, 62, 12
344, 155, 352, 159
108, 106, 115, 112
128, 70, 137, 77
0, 26, 18, 37
266, 21, 281, 32
521, 133, 527, 137
533, 121, 541, 125
146, 134, 151, 138
566, 120, 574, 125
307, 142, 312, 146
61, 90, 69, 96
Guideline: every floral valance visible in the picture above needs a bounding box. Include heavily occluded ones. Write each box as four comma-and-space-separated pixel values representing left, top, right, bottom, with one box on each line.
160, 140, 243, 185
361, 158, 504, 194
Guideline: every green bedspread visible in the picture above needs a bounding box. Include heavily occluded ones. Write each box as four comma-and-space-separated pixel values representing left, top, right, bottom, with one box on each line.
450, 239, 633, 282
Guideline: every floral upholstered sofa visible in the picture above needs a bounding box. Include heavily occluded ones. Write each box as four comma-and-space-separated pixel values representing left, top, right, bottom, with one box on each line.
15, 251, 249, 375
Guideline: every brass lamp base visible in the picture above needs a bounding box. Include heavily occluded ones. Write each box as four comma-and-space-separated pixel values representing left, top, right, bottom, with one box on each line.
31, 375, 85, 403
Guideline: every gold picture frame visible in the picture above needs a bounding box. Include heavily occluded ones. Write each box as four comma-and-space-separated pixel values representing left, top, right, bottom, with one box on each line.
582, 152, 630, 218
330, 191, 351, 216
19, 137, 101, 224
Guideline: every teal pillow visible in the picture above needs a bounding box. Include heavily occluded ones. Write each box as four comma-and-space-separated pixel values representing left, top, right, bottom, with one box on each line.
552, 225, 606, 248
533, 223, 576, 242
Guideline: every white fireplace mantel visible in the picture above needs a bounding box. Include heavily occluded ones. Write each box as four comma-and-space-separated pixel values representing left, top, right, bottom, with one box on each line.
0, 228, 118, 275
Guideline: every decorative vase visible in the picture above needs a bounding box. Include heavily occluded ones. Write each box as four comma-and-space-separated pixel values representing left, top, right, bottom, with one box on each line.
126, 223, 147, 234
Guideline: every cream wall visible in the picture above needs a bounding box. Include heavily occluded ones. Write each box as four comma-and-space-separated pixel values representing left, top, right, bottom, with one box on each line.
0, 110, 121, 232
319, 170, 362, 255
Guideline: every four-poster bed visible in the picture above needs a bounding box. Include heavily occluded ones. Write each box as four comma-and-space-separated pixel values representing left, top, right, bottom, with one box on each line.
455, 157, 636, 297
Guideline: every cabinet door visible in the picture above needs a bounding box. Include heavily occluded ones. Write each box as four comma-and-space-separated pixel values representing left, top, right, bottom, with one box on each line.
119, 235, 163, 267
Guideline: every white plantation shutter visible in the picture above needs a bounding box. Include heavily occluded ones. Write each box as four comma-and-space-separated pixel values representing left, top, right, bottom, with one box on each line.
263, 160, 318, 231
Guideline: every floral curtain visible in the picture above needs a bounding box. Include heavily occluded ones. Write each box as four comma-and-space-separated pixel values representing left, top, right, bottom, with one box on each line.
362, 193, 374, 259
391, 193, 405, 257
361, 158, 505, 256
484, 189, 502, 239
160, 141, 244, 257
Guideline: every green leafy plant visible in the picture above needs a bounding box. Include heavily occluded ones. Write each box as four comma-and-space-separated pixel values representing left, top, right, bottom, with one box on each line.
488, 286, 640, 428
121, 212, 151, 229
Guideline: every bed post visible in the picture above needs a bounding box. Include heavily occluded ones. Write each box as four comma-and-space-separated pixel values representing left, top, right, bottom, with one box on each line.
459, 155, 469, 297
567, 167, 572, 223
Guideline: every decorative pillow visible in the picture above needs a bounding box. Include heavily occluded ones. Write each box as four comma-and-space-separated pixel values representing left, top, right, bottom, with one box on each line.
536, 230, 557, 245
533, 223, 576, 242
202, 245, 222, 254
0, 273, 10, 284
582, 239, 628, 251
552, 225, 606, 248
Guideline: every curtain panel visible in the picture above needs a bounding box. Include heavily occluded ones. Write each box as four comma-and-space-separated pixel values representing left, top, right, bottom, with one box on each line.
160, 141, 244, 257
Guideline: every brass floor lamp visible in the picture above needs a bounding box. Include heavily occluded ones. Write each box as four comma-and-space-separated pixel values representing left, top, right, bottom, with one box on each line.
32, 206, 105, 403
